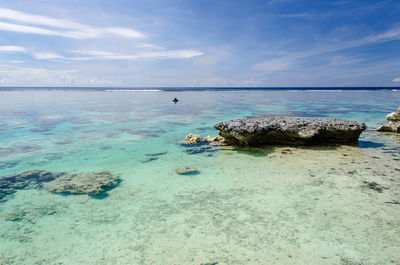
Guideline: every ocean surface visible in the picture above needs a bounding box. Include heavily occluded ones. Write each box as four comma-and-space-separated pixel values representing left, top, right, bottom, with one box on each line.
0, 89, 399, 264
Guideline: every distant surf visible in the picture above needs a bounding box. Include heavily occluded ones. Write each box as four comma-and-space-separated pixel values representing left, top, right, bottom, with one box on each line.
0, 87, 398, 92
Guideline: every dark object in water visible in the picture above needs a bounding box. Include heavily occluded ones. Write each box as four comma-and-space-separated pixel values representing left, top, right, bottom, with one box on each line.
385, 200, 400, 205
145, 151, 168, 156
185, 143, 220, 154
0, 170, 63, 201
139, 157, 159, 163
5, 211, 26, 221
172, 98, 179, 104
362, 181, 389, 193
214, 116, 366, 146
0, 169, 120, 201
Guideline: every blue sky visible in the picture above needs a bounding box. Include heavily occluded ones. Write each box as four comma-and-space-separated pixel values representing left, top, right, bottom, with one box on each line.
0, 0, 399, 87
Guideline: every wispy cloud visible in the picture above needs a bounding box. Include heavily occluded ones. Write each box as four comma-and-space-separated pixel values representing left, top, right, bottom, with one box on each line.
32, 52, 64, 60
0, 45, 202, 61
0, 45, 27, 52
253, 24, 400, 73
277, 13, 324, 20
70, 49, 203, 60
393, 77, 400, 82
0, 7, 145, 39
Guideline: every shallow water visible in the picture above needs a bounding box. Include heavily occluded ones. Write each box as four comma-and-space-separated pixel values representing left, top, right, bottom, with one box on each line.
0, 90, 399, 264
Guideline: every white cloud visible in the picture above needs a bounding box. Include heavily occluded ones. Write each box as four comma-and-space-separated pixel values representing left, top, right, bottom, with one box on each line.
0, 45, 27, 52
0, 21, 64, 36
70, 49, 203, 60
0, 7, 145, 39
277, 13, 324, 20
393, 77, 400, 82
0, 44, 202, 61
32, 52, 64, 60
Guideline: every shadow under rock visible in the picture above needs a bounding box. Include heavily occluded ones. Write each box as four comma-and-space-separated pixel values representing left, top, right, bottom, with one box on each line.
358, 140, 385, 148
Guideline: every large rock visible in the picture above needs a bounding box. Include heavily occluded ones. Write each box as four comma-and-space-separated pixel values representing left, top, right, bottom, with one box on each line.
377, 107, 400, 133
214, 116, 366, 146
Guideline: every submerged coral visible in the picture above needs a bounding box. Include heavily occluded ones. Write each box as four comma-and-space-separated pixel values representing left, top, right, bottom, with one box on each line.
0, 170, 120, 201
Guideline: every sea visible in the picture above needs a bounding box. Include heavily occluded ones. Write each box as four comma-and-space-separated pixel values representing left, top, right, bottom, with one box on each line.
0, 87, 399, 264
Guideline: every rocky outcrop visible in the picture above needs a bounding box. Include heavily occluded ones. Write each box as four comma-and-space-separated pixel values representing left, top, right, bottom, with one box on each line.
1, 170, 120, 201
183, 134, 201, 145
377, 107, 400, 133
214, 116, 366, 146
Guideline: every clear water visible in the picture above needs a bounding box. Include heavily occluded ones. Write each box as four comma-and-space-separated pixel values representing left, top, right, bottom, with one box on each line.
0, 90, 399, 264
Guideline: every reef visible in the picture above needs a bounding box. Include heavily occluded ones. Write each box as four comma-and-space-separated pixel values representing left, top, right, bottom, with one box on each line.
0, 169, 120, 201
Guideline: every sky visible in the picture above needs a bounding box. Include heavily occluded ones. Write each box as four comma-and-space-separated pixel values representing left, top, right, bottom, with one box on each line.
0, 0, 399, 87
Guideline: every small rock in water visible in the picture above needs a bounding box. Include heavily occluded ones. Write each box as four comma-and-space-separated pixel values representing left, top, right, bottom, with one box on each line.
175, 167, 200, 175
139, 157, 159, 163
362, 181, 389, 193
172, 98, 179, 103
183, 134, 201, 145
6, 211, 26, 222
385, 200, 400, 205
145, 151, 167, 156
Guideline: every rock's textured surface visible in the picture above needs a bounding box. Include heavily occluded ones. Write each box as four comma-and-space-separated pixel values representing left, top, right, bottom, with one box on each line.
175, 167, 199, 175
43, 171, 120, 196
1, 170, 120, 201
377, 107, 400, 133
214, 116, 366, 146
183, 134, 201, 145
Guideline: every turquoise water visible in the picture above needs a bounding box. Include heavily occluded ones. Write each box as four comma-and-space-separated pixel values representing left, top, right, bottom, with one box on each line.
0, 90, 399, 264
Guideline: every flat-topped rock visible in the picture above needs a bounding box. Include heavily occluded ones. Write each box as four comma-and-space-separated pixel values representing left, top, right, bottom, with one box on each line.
377, 106, 400, 133
214, 116, 366, 146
